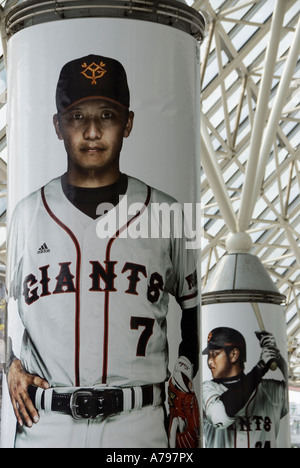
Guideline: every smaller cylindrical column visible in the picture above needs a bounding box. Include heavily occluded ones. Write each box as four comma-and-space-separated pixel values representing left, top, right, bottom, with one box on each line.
202, 235, 290, 449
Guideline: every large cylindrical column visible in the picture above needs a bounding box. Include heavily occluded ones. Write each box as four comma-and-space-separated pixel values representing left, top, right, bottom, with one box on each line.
202, 234, 290, 448
2, 0, 205, 449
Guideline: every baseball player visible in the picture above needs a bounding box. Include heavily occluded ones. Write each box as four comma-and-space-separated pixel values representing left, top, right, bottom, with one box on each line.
5, 54, 200, 448
202, 327, 289, 448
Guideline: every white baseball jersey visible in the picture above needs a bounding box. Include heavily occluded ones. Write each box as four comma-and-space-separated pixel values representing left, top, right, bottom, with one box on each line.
7, 175, 198, 389
203, 378, 288, 448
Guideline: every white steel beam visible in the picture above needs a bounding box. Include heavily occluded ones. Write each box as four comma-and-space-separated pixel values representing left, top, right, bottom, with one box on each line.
201, 122, 238, 233
238, 0, 287, 232
251, 15, 300, 217
285, 225, 300, 269
218, 0, 261, 18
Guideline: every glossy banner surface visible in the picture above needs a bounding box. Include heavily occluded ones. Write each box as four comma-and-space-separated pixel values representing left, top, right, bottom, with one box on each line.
202, 302, 290, 448
2, 18, 201, 448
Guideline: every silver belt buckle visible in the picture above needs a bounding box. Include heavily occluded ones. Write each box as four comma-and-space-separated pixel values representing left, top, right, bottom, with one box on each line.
70, 390, 95, 420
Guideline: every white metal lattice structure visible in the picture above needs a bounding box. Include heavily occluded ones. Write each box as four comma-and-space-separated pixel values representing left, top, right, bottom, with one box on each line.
189, 0, 300, 382
0, 0, 299, 382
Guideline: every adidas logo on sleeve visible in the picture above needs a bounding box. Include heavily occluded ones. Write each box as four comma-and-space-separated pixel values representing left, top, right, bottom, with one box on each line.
37, 243, 50, 254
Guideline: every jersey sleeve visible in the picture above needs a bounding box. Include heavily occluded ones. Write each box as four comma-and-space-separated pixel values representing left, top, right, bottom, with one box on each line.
169, 204, 199, 310
260, 379, 289, 420
6, 202, 25, 300
6, 190, 41, 300
203, 380, 236, 429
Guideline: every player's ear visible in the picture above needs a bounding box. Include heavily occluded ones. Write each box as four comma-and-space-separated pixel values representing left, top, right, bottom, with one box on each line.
230, 348, 240, 364
123, 111, 134, 138
53, 114, 64, 141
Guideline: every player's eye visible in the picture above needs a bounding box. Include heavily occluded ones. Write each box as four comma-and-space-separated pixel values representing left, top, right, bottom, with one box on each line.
72, 113, 84, 120
101, 111, 114, 120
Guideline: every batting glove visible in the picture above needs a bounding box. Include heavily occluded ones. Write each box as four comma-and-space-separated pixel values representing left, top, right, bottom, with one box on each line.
168, 356, 200, 448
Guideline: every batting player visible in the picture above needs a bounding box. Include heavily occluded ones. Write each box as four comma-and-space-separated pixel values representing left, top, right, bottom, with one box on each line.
5, 55, 200, 448
202, 327, 289, 448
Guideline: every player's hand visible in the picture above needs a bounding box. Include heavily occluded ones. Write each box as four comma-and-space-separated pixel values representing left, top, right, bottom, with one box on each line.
168, 356, 200, 448
7, 359, 50, 428
255, 331, 277, 350
171, 355, 194, 393
259, 347, 280, 371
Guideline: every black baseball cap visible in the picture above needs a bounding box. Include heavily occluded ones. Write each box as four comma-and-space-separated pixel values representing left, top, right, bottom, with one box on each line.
202, 327, 247, 362
56, 54, 130, 112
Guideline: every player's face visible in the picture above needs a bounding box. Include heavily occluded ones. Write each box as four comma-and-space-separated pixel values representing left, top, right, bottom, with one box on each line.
207, 348, 239, 380
53, 99, 134, 185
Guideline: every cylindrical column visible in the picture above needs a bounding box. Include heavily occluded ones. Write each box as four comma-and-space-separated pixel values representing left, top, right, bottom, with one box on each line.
2, 0, 205, 449
202, 234, 290, 449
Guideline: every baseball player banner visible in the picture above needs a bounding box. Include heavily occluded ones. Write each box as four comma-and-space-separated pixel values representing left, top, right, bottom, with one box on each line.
2, 16, 201, 448
202, 302, 290, 449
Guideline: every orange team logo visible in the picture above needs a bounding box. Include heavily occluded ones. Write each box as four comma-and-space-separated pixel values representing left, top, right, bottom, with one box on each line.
81, 61, 107, 85
207, 332, 213, 342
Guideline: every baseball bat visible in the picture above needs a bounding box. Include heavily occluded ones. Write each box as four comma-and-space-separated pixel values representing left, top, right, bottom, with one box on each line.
251, 303, 277, 371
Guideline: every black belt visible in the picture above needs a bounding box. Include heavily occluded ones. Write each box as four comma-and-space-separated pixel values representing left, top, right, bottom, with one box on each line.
28, 384, 161, 420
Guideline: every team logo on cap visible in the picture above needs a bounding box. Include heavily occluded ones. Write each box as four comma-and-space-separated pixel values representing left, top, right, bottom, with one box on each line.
81, 60, 107, 85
